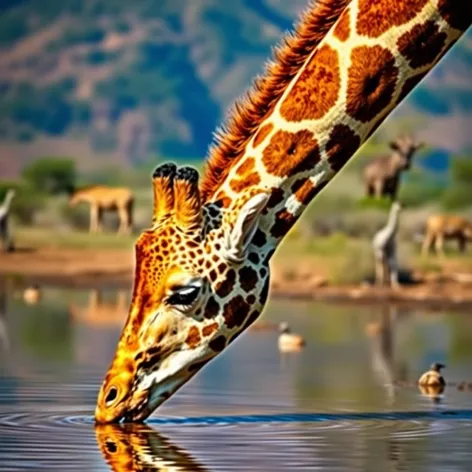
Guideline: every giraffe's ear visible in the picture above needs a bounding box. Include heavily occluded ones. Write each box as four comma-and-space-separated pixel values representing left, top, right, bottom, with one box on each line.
223, 192, 270, 264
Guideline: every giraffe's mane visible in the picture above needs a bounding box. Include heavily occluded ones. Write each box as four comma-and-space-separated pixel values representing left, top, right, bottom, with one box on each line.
200, 0, 350, 202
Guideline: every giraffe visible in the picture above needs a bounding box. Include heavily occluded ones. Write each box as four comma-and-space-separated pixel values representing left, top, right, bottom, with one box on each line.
95, 0, 471, 423
0, 189, 16, 252
68, 185, 134, 235
363, 135, 424, 199
372, 201, 402, 288
95, 423, 208, 472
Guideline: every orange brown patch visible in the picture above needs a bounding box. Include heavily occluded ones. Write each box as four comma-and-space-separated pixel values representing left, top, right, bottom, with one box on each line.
229, 172, 261, 193
346, 45, 398, 123
253, 123, 274, 148
223, 295, 251, 329
325, 124, 361, 171
438, 0, 472, 32
204, 296, 220, 319
292, 178, 316, 205
185, 326, 201, 349
215, 269, 236, 298
262, 130, 320, 177
356, 0, 429, 38
397, 21, 447, 69
202, 322, 219, 337
214, 192, 232, 209
270, 209, 297, 239
333, 9, 350, 41
280, 45, 340, 122
235, 158, 256, 176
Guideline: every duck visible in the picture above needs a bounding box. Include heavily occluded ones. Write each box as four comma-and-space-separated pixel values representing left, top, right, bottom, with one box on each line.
278, 322, 305, 352
23, 284, 41, 305
418, 362, 446, 387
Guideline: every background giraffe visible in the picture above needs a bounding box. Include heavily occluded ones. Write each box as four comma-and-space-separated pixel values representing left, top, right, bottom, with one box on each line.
69, 185, 134, 235
372, 201, 402, 288
0, 189, 16, 252
95, 0, 471, 423
363, 135, 423, 199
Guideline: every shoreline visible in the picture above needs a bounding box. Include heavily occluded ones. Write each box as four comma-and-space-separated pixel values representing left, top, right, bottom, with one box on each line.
2, 246, 472, 309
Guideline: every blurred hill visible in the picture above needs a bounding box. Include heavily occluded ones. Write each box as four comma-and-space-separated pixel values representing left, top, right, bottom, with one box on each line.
0, 0, 470, 177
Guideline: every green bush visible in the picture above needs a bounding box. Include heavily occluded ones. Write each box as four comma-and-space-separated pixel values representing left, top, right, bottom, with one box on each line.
21, 157, 76, 195
451, 156, 472, 184
440, 184, 471, 210
356, 196, 392, 211
0, 181, 46, 225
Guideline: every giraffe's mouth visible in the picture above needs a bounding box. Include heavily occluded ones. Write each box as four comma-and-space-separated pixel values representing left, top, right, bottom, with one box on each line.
118, 346, 210, 423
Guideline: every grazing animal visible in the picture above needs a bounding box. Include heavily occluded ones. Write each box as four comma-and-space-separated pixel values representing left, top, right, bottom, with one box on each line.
23, 285, 41, 305
0, 189, 16, 252
69, 185, 134, 235
372, 202, 402, 288
278, 322, 305, 352
363, 136, 423, 199
421, 214, 472, 257
94, 0, 468, 424
418, 362, 446, 387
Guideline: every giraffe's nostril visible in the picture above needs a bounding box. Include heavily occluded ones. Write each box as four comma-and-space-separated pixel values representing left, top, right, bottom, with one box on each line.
105, 386, 119, 406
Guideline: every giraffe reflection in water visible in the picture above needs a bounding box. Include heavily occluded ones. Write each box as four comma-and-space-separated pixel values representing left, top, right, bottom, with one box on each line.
0, 278, 8, 352
365, 305, 410, 404
69, 289, 129, 327
95, 423, 209, 472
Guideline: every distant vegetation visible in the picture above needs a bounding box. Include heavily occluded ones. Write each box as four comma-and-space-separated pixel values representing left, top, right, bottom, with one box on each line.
0, 0, 470, 165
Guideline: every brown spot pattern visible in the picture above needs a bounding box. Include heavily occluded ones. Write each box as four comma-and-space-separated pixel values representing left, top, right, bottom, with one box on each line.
204, 296, 220, 319
334, 9, 350, 41
260, 278, 270, 305
253, 229, 267, 247
229, 172, 261, 193
253, 123, 274, 148
185, 326, 201, 348
239, 266, 259, 293
270, 209, 297, 239
262, 130, 320, 177
397, 21, 447, 69
356, 0, 429, 38
265, 188, 285, 211
326, 124, 361, 171
223, 295, 250, 329
209, 335, 226, 352
292, 179, 317, 206
346, 45, 398, 123
280, 45, 340, 122
215, 269, 236, 298
438, 0, 472, 32
248, 252, 260, 264
202, 322, 219, 337
235, 157, 256, 176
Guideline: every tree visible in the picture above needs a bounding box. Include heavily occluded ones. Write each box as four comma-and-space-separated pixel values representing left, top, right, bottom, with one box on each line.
21, 157, 77, 195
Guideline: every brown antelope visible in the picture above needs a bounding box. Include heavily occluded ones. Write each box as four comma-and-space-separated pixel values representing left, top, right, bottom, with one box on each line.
421, 214, 472, 257
363, 135, 423, 199
69, 185, 134, 235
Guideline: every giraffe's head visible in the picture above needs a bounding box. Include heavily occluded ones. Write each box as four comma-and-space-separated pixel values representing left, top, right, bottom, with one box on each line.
95, 162, 270, 423
389, 135, 424, 170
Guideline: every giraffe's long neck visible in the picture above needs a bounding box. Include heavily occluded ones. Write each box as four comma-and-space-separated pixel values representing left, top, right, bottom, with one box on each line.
1, 193, 14, 212
205, 0, 468, 254
384, 207, 400, 239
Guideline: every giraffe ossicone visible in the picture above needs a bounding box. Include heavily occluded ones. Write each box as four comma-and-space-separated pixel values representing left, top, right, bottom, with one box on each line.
95, 0, 470, 423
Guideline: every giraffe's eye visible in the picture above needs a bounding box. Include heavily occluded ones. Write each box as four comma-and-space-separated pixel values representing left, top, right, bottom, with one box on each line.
166, 286, 201, 309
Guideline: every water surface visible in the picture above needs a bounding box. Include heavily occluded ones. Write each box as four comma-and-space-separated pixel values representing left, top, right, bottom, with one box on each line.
1, 286, 472, 471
